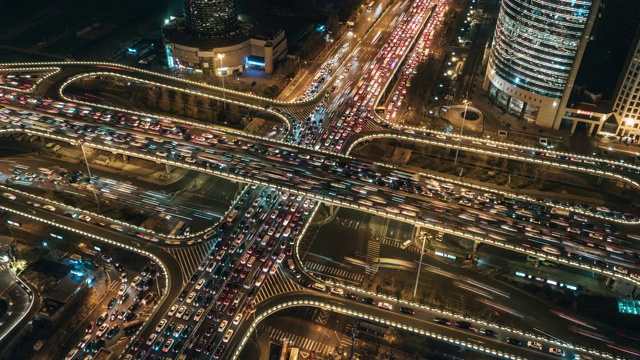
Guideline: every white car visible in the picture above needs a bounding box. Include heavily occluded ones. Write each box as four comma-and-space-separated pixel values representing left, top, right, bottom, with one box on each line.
218, 320, 228, 332
527, 341, 543, 350
195, 279, 205, 290
43, 205, 56, 212
186, 291, 196, 304
162, 338, 174, 352
233, 313, 243, 325
146, 333, 157, 345
173, 324, 184, 338
117, 284, 127, 296
78, 214, 91, 222
110, 224, 124, 231
223, 329, 234, 342
193, 308, 205, 322
78, 334, 91, 349
155, 319, 167, 333
96, 324, 109, 338
377, 302, 393, 310
176, 306, 187, 318
330, 287, 344, 296
167, 304, 178, 317
549, 348, 565, 356
1, 193, 16, 200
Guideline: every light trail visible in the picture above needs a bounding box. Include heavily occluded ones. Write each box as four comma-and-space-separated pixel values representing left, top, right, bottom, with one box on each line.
476, 298, 523, 318
464, 279, 510, 298
549, 310, 597, 330
454, 281, 493, 298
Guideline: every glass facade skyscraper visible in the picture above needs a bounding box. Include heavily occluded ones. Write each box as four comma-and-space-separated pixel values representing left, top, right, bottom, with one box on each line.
613, 29, 640, 138
483, 0, 600, 128
184, 0, 238, 38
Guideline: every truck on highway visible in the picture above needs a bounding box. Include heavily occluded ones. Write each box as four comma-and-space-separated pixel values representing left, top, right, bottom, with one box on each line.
550, 208, 571, 217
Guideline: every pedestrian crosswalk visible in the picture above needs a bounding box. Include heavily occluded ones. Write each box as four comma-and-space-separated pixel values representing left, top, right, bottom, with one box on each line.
381, 237, 420, 253
165, 240, 216, 285
303, 261, 363, 283
108, 280, 121, 292
461, 263, 495, 276
339, 323, 356, 349
253, 267, 302, 305
257, 323, 335, 356
365, 237, 381, 275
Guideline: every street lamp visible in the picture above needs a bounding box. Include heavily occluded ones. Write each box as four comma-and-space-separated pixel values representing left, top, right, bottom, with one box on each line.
413, 229, 427, 300
79, 142, 101, 211
217, 53, 227, 111
453, 99, 471, 169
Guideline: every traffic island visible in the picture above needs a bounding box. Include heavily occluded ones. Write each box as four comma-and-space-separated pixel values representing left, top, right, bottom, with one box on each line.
441, 104, 483, 133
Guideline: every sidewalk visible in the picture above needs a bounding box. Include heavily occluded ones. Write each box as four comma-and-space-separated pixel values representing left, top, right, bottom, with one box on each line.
468, 73, 640, 160
467, 75, 572, 147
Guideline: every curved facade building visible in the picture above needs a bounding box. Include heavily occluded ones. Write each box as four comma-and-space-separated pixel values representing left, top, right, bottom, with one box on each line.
163, 0, 287, 76
184, 0, 238, 38
483, 0, 600, 128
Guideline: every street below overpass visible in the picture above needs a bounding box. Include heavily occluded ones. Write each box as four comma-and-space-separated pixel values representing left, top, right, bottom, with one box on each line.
230, 292, 603, 360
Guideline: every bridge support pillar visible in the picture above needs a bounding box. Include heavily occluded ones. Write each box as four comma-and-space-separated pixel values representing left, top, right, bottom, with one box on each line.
596, 176, 603, 186
235, 183, 244, 198
122, 154, 129, 163
472, 240, 480, 253
328, 204, 338, 218
165, 164, 171, 174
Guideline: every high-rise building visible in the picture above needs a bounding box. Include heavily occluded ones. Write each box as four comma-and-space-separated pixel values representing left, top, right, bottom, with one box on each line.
612, 27, 640, 138
483, 0, 601, 129
183, 0, 239, 38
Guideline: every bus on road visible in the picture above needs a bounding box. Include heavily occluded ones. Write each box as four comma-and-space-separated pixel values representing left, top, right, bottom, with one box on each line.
243, 266, 261, 289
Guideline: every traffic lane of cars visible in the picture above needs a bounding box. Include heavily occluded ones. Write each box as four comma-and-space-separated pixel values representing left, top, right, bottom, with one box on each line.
25, 119, 640, 278
4, 61, 640, 186
5, 85, 640, 272
230, 291, 570, 360
129, 188, 287, 358
177, 191, 310, 359
0, 197, 184, 351
2, 103, 638, 278
0, 162, 194, 233
71, 262, 158, 357
2, 93, 616, 358
318, 0, 433, 151
189, 192, 310, 358
0, 196, 170, 356
3, 93, 637, 225
9, 97, 632, 230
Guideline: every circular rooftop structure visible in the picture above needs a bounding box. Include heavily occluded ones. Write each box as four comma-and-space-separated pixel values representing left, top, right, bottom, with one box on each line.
442, 105, 484, 132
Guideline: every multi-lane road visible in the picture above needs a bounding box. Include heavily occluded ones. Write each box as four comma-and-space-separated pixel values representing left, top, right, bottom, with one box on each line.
1, 0, 639, 359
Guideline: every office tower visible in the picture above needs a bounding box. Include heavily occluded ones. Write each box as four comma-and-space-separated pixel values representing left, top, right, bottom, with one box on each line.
483, 0, 601, 129
183, 0, 239, 38
612, 28, 640, 138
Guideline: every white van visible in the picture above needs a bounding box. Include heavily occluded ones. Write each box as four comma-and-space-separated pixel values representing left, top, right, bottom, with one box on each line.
311, 283, 327, 292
